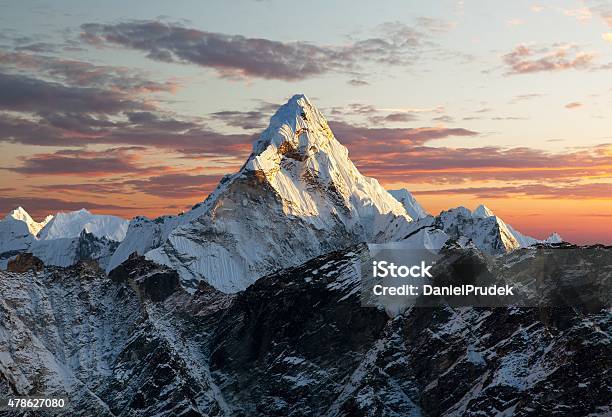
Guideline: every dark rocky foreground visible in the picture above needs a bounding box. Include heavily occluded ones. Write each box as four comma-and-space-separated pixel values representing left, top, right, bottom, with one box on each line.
0, 245, 610, 416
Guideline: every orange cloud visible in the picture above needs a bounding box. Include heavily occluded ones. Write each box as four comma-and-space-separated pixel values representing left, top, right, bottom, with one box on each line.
7, 148, 164, 177
562, 7, 592, 21
565, 102, 583, 109
410, 183, 612, 200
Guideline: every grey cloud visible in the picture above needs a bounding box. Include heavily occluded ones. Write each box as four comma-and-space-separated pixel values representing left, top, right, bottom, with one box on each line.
80, 20, 429, 81
0, 50, 179, 93
210, 110, 267, 130
347, 79, 370, 87
0, 72, 142, 114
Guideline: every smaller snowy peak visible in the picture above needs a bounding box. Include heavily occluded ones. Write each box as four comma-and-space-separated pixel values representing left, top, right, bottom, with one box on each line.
437, 206, 520, 254
440, 206, 473, 221
6, 206, 33, 223
436, 205, 563, 254
472, 204, 495, 219
5, 207, 53, 235
388, 189, 429, 220
544, 232, 563, 244
38, 209, 128, 242
30, 229, 119, 270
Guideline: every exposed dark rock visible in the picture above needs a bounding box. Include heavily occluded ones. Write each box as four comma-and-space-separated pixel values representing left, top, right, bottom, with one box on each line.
109, 252, 180, 302
7, 253, 44, 273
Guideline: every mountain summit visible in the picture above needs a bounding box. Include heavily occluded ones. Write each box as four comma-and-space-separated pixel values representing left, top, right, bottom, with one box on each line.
389, 189, 429, 220
38, 208, 128, 242
243, 94, 410, 234
139, 94, 414, 292
5, 207, 52, 236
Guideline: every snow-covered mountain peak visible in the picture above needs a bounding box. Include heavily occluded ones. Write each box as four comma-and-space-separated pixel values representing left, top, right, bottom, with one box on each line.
239, 94, 410, 224
435, 206, 520, 254
142, 94, 417, 291
545, 232, 563, 244
6, 206, 32, 222
249, 94, 329, 158
443, 206, 472, 219
388, 189, 429, 220
38, 209, 128, 242
5, 207, 53, 235
245, 94, 342, 180
432, 205, 568, 254
472, 204, 495, 219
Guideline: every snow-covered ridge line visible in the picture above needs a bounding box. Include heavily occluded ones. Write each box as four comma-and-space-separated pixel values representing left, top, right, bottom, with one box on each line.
0, 207, 127, 269
5, 206, 53, 235
38, 208, 128, 241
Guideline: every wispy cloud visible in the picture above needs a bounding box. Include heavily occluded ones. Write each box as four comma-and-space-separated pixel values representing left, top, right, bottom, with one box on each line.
562, 7, 592, 22
347, 79, 370, 87
327, 103, 444, 126
502, 44, 595, 75
80, 20, 441, 81
565, 102, 583, 109
328, 121, 478, 152
124, 173, 223, 198
509, 93, 544, 103
0, 55, 254, 159
6, 148, 162, 176
350, 143, 612, 184
0, 72, 144, 114
588, 0, 612, 27
412, 183, 612, 199
0, 50, 179, 94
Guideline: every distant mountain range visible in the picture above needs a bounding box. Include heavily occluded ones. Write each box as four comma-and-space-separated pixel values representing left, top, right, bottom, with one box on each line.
0, 207, 127, 270
1, 95, 561, 288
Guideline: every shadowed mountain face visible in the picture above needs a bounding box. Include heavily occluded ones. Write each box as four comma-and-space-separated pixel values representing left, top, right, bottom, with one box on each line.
1, 244, 609, 417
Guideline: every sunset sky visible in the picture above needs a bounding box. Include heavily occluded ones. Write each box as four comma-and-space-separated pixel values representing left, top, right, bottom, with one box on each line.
0, 0, 611, 244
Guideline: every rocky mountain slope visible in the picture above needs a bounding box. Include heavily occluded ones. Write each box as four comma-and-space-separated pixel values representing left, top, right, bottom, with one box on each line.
0, 242, 609, 416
